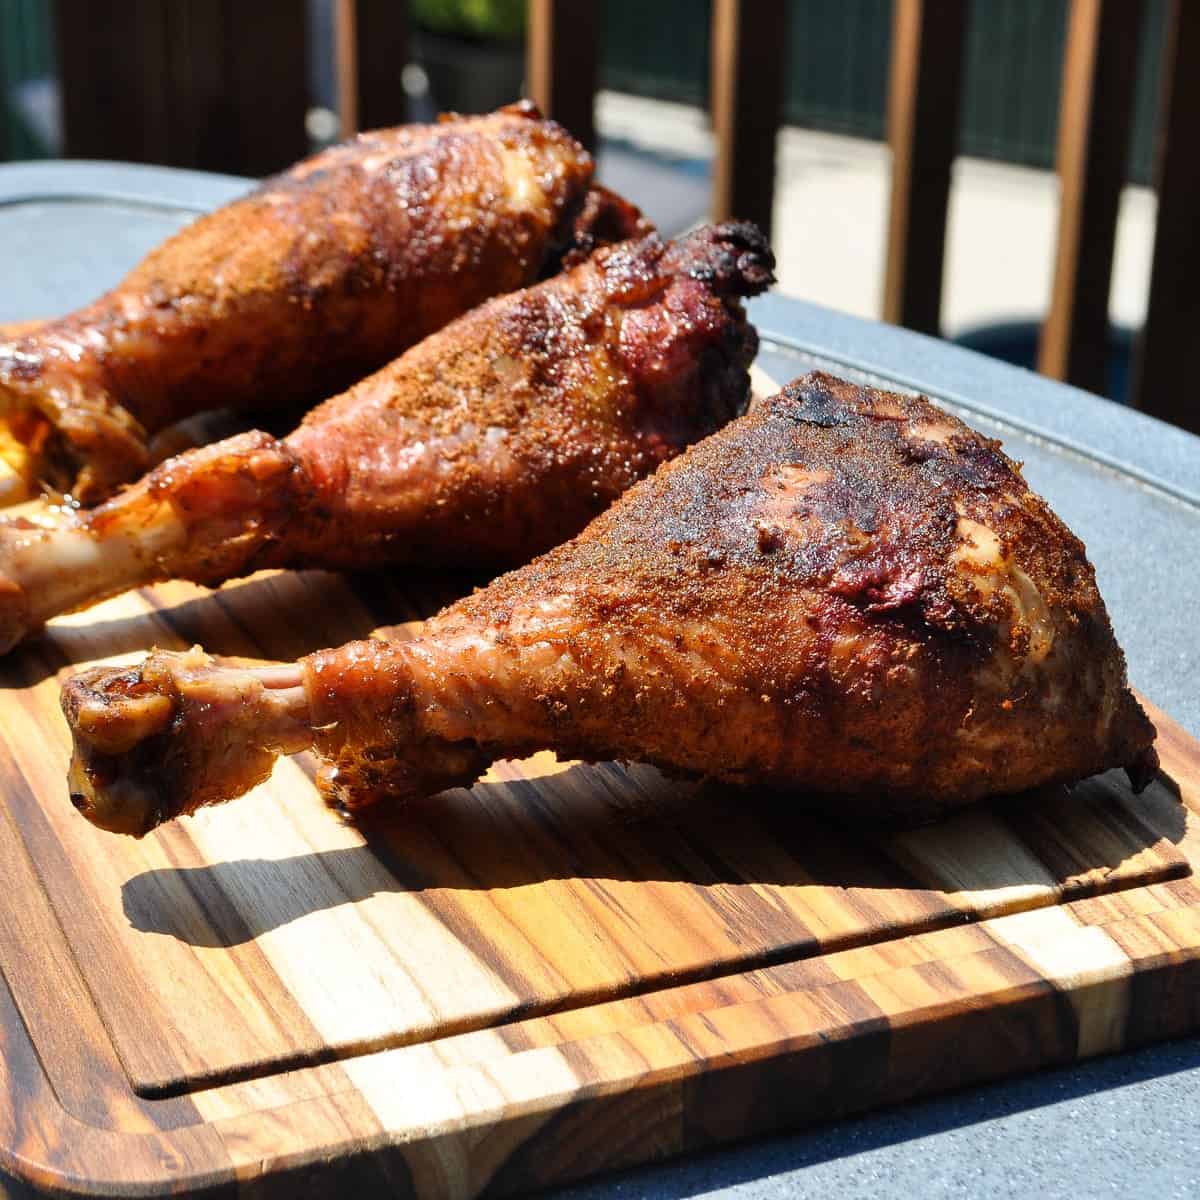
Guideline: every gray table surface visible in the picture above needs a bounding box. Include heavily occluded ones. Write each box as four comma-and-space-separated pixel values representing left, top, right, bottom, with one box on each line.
3, 161, 1199, 1200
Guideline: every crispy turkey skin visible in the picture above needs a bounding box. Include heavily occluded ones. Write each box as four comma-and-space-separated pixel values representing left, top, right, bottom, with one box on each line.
62, 374, 1157, 837
0, 102, 631, 503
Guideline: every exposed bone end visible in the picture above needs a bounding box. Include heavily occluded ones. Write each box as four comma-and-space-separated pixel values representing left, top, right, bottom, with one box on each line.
0, 508, 108, 657
62, 661, 181, 836
0, 574, 32, 655
67, 742, 170, 837
0, 501, 169, 656
0, 406, 57, 507
62, 648, 312, 837
2, 381, 63, 501
0, 456, 33, 506
0, 370, 151, 505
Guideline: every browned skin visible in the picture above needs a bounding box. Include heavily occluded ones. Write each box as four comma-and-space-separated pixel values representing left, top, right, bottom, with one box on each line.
0, 102, 623, 503
556, 183, 653, 268
62, 373, 1157, 838
0, 223, 771, 653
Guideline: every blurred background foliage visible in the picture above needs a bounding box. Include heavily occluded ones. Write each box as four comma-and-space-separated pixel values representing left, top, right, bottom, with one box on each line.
409, 0, 525, 40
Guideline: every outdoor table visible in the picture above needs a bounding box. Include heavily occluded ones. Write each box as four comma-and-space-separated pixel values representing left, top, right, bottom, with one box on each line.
2, 161, 1198, 1199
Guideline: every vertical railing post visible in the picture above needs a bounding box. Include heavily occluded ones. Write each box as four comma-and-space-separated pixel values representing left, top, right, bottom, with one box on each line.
1037, 0, 1145, 395
220, 0, 310, 173
53, 0, 170, 164
709, 0, 787, 240
526, 0, 598, 152
335, 0, 409, 136
881, 0, 969, 336
1131, 0, 1199, 432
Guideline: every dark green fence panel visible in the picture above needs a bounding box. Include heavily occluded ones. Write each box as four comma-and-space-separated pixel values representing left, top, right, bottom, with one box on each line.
959, 0, 1068, 168
784, 0, 890, 139
1129, 0, 1168, 184
1, 0, 54, 158
600, 0, 710, 106
958, 0, 1163, 182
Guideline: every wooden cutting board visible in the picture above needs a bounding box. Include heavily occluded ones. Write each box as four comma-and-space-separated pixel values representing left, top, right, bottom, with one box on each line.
1, 564, 1198, 1200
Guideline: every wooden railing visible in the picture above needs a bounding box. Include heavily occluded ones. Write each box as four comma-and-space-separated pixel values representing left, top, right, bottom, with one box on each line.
706, 0, 787, 241
47, 0, 1198, 433
882, 0, 1194, 431
333, 0, 409, 135
880, 0, 968, 338
1037, 0, 1144, 395
527, 0, 599, 154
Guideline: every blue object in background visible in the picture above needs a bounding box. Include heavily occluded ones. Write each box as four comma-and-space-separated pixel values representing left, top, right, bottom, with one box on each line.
955, 322, 1135, 405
